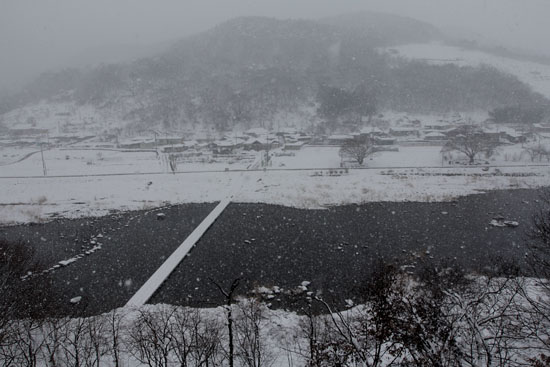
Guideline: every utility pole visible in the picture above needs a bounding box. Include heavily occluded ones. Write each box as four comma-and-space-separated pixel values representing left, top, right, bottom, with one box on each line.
264, 132, 270, 168
40, 142, 47, 176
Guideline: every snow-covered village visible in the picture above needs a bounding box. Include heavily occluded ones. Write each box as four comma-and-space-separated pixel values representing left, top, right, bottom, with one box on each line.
2, 1, 550, 366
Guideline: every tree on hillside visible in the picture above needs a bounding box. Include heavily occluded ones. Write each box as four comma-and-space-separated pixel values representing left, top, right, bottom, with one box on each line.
352, 84, 377, 123
317, 84, 378, 124
442, 126, 497, 164
339, 138, 374, 166
489, 106, 545, 125
523, 143, 550, 162
317, 85, 354, 120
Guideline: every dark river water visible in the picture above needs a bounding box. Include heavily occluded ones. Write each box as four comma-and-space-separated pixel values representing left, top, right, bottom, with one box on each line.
0, 188, 545, 316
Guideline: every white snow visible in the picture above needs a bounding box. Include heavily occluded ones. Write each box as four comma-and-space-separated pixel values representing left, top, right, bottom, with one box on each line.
0, 163, 548, 224
59, 258, 78, 267
69, 296, 82, 304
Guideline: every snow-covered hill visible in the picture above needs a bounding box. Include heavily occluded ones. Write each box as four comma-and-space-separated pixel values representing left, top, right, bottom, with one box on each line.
385, 42, 550, 99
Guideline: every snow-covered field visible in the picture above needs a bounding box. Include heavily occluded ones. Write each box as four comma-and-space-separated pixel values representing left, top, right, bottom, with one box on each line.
1, 164, 548, 224
1, 143, 542, 178
0, 146, 41, 165
0, 100, 134, 133
0, 142, 548, 224
0, 147, 256, 176
272, 146, 451, 169
385, 42, 550, 98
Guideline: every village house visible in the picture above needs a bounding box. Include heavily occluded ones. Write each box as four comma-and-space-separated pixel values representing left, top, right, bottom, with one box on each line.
424, 132, 447, 141
327, 134, 354, 145
162, 144, 188, 153
283, 141, 307, 150
244, 127, 269, 138
373, 137, 396, 145
118, 138, 156, 149
424, 121, 453, 130
389, 127, 420, 137
156, 136, 184, 146
534, 123, 550, 134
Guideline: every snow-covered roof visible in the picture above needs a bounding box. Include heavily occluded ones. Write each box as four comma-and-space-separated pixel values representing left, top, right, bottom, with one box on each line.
245, 127, 269, 135
285, 141, 306, 147
360, 126, 384, 134
390, 127, 418, 132
424, 122, 452, 127
157, 135, 183, 140
328, 134, 354, 140
183, 140, 198, 147
164, 143, 186, 148
279, 127, 298, 134
212, 140, 237, 147
495, 127, 523, 138
119, 138, 155, 145
247, 139, 265, 145
424, 132, 446, 138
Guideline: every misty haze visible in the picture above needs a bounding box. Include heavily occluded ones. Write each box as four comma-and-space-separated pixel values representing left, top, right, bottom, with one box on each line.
1, 1, 550, 366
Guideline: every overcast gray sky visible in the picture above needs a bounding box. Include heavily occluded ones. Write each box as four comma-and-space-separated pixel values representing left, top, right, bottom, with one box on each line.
1, 0, 549, 92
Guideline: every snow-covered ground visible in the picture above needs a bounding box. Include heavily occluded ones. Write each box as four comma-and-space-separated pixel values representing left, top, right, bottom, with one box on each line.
0, 100, 134, 133
271, 146, 447, 168
0, 146, 42, 165
385, 42, 550, 99
0, 147, 256, 176
269, 144, 545, 169
1, 164, 548, 224
1, 143, 543, 178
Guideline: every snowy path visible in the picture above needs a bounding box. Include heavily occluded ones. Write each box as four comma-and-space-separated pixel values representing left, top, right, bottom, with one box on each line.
0, 149, 43, 166
126, 197, 232, 307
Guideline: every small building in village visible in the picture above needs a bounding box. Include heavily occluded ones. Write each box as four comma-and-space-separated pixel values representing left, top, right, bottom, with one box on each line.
389, 127, 420, 137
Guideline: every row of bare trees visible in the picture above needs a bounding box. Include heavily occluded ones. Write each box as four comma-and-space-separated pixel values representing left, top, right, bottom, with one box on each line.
1, 268, 550, 366
0, 310, 126, 367
523, 143, 550, 162
0, 301, 274, 367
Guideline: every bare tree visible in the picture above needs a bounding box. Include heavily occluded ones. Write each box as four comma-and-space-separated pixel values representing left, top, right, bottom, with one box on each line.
211, 278, 241, 367
188, 312, 224, 366
443, 276, 528, 367
234, 299, 274, 367
13, 318, 47, 367
523, 143, 550, 162
59, 317, 94, 367
104, 309, 126, 367
339, 139, 374, 166
522, 189, 550, 364
171, 308, 224, 367
85, 315, 108, 367
442, 126, 497, 164
310, 264, 406, 366
169, 307, 196, 367
0, 240, 51, 367
0, 320, 20, 366
39, 317, 69, 367
126, 306, 176, 367
295, 308, 328, 367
